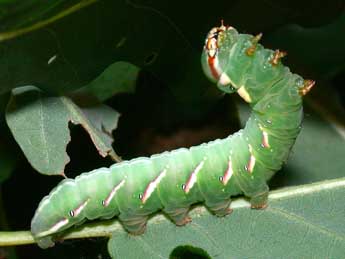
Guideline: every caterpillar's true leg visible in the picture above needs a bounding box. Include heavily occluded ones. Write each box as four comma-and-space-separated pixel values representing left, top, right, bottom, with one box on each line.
206, 199, 232, 217
120, 215, 148, 235
164, 207, 191, 226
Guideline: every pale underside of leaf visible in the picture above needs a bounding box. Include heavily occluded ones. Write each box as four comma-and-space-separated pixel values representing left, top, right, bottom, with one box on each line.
5, 86, 120, 175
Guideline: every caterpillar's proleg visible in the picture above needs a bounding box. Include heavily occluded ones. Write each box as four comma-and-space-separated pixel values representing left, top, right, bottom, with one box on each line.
119, 215, 148, 235
164, 207, 192, 226
206, 199, 233, 217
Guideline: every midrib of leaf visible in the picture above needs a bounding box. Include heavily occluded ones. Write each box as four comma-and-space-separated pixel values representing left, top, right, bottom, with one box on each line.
38, 95, 50, 168
268, 207, 345, 241
330, 123, 345, 141
268, 179, 345, 200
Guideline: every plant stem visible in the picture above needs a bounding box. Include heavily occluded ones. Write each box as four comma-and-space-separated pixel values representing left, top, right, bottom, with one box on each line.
0, 231, 35, 246
109, 150, 122, 162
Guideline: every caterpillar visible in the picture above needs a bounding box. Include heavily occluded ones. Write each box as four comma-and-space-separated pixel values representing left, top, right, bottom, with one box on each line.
31, 22, 315, 248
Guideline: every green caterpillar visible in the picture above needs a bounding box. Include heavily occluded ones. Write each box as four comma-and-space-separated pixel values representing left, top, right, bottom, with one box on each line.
31, 22, 315, 248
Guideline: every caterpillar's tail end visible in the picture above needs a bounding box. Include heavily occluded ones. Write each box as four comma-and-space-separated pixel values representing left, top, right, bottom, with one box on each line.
31, 210, 57, 248
35, 236, 55, 249
31, 224, 56, 248
299, 79, 315, 96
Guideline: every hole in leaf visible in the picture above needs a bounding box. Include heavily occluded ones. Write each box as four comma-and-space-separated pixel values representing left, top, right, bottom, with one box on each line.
169, 245, 211, 259
144, 52, 158, 65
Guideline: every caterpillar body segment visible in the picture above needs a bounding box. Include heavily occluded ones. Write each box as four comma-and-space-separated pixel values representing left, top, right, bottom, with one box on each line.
31, 23, 313, 248
32, 137, 243, 247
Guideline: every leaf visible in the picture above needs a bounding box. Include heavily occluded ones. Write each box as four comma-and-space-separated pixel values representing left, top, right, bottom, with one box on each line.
81, 105, 120, 137
0, 0, 99, 39
81, 61, 140, 102
278, 105, 345, 186
5, 86, 120, 175
106, 178, 345, 259
0, 0, 221, 118
0, 0, 342, 119
265, 11, 345, 79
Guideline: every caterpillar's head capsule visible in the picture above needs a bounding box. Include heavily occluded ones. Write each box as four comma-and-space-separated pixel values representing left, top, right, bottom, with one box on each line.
201, 21, 238, 93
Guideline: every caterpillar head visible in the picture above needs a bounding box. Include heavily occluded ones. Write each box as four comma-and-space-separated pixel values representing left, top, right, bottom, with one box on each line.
202, 21, 239, 94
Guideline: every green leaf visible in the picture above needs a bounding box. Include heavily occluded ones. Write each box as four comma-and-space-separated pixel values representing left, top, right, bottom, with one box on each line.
266, 11, 345, 79
278, 106, 345, 186
81, 105, 120, 138
107, 178, 345, 259
5, 86, 120, 175
82, 61, 140, 102
0, 0, 216, 117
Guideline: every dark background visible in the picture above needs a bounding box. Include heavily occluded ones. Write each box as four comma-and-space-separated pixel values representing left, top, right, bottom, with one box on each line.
1, 0, 345, 258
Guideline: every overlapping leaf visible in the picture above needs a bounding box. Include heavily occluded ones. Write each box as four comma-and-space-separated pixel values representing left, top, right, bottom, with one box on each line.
5, 86, 120, 175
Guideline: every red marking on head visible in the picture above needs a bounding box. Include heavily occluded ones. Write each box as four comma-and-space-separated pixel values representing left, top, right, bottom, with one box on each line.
208, 56, 220, 79
204, 21, 233, 80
